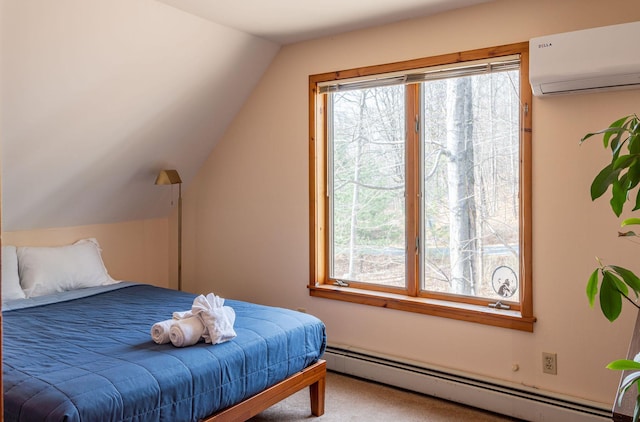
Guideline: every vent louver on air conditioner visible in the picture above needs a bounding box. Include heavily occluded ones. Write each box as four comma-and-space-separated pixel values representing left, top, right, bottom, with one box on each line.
529, 21, 640, 96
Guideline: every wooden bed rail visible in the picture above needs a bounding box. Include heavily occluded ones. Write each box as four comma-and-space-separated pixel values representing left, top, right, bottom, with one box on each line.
202, 359, 327, 422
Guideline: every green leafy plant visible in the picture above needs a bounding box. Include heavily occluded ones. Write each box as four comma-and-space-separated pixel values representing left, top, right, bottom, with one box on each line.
606, 358, 640, 421
581, 114, 640, 421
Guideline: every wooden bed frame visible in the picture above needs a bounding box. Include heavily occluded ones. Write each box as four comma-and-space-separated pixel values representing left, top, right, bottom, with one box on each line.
203, 359, 326, 422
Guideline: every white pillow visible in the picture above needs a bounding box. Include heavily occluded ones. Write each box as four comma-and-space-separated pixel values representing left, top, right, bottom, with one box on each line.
2, 245, 26, 300
18, 238, 116, 298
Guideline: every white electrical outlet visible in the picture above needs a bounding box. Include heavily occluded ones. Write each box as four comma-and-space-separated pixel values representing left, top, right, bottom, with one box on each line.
542, 352, 557, 375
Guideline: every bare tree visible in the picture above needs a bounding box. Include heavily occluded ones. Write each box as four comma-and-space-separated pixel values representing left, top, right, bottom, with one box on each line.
445, 77, 477, 295
346, 91, 367, 277
332, 86, 405, 284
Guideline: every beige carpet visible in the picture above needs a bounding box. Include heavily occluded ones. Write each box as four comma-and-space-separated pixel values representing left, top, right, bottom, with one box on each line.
249, 371, 521, 422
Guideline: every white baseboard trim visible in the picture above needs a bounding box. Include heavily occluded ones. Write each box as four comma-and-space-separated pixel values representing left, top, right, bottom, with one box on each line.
324, 345, 612, 422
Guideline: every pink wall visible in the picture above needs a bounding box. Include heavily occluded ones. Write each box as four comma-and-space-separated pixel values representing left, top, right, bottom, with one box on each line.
3, 219, 170, 288
183, 0, 640, 406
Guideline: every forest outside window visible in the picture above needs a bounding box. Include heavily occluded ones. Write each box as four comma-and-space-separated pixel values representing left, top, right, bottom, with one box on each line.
309, 43, 535, 331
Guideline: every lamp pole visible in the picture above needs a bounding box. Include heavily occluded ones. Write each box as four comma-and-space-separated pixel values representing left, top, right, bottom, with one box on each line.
155, 169, 183, 291
177, 182, 182, 291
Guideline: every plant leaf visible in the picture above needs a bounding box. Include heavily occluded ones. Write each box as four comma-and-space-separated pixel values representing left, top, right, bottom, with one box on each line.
587, 268, 599, 307
611, 120, 632, 156
618, 371, 640, 406
600, 271, 623, 322
591, 163, 621, 200
620, 172, 630, 192
612, 115, 634, 128
614, 154, 637, 170
581, 129, 627, 147
623, 218, 640, 227
607, 359, 640, 371
627, 161, 640, 191
604, 115, 632, 148
611, 179, 627, 217
581, 127, 622, 145
620, 371, 640, 396
635, 189, 640, 212
611, 265, 640, 297
580, 115, 632, 145
630, 116, 640, 154
610, 270, 630, 296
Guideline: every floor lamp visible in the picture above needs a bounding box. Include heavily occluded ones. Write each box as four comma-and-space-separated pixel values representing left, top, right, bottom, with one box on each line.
155, 169, 183, 291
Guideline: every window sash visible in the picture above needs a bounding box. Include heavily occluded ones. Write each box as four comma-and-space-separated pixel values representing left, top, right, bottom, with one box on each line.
318, 55, 520, 94
418, 69, 522, 305
325, 75, 522, 306
327, 86, 408, 290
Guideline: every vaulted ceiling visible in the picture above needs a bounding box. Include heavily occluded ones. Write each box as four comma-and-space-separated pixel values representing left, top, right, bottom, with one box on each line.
0, 0, 491, 231
156, 0, 492, 44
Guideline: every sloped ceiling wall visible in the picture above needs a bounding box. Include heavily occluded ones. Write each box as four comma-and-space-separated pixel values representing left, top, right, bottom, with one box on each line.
0, 0, 279, 231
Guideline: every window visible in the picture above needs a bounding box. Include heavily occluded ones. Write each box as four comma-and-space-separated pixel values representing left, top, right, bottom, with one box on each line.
309, 43, 534, 331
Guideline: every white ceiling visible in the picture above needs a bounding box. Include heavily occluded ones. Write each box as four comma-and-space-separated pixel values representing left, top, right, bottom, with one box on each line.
156, 0, 493, 44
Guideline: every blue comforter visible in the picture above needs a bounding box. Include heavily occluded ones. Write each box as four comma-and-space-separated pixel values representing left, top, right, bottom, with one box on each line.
2, 283, 326, 422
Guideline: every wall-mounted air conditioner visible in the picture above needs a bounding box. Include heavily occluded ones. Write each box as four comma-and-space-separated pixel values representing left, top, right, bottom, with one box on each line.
529, 21, 640, 96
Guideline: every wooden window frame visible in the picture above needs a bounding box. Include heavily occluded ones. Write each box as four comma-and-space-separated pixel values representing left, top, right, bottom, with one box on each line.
308, 42, 535, 332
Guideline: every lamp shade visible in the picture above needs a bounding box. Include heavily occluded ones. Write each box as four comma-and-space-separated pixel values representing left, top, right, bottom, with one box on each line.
155, 169, 182, 185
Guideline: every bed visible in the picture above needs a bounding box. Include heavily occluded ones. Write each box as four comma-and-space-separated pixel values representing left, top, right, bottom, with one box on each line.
1, 242, 327, 422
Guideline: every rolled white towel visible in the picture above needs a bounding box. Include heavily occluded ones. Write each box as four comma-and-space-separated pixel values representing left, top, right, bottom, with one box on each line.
190, 293, 237, 345
192, 293, 224, 314
151, 319, 176, 344
172, 310, 193, 319
201, 306, 237, 345
169, 316, 205, 347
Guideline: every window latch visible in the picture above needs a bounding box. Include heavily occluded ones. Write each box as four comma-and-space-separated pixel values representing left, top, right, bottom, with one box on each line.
488, 300, 511, 310
334, 279, 349, 287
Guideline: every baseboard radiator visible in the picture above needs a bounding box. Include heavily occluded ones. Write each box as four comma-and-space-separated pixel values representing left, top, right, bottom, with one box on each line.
324, 345, 612, 422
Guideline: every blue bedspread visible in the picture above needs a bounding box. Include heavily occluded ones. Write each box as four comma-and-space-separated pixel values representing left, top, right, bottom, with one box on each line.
2, 284, 326, 422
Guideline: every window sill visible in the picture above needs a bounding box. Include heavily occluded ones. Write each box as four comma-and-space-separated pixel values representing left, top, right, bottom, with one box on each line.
309, 284, 536, 332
